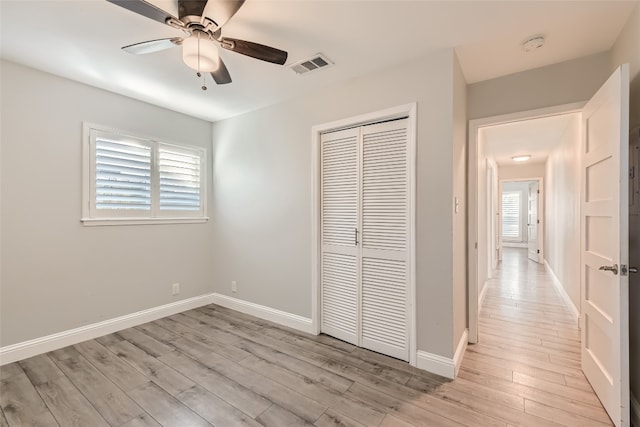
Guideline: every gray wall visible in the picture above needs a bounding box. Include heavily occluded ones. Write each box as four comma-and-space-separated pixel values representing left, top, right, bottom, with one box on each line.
452, 53, 468, 349
211, 48, 467, 358
0, 61, 215, 347
468, 52, 611, 120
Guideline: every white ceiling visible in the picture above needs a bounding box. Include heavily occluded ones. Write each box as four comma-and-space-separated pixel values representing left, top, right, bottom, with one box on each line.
481, 113, 579, 166
1, 1, 636, 122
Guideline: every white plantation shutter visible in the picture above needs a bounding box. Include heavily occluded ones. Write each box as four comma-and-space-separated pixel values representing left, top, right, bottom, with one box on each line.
320, 127, 359, 345
85, 125, 206, 222
94, 132, 152, 213
360, 119, 409, 361
158, 144, 202, 213
502, 191, 521, 240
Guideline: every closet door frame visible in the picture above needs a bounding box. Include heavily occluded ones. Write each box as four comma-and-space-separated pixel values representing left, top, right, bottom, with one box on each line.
310, 102, 417, 366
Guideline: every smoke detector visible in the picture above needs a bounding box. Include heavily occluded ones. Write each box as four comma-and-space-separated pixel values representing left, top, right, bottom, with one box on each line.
522, 35, 545, 52
289, 53, 334, 75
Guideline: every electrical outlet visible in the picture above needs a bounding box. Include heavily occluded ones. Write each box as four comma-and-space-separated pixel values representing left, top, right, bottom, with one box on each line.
231, 281, 237, 293
172, 283, 180, 295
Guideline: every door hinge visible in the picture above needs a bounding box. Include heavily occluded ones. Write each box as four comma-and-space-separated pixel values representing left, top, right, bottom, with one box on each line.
537, 219, 540, 224
630, 166, 635, 180
537, 249, 540, 254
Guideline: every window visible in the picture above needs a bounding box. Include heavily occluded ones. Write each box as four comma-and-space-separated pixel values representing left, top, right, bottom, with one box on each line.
82, 123, 207, 225
501, 191, 521, 240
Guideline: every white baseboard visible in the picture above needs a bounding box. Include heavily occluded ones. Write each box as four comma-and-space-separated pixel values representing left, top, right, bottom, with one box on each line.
632, 393, 639, 427
543, 260, 580, 322
0, 293, 216, 366
453, 329, 469, 377
478, 281, 489, 313
211, 293, 314, 335
416, 329, 468, 379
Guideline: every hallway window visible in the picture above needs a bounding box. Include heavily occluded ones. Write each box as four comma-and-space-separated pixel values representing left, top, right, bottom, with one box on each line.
502, 191, 521, 240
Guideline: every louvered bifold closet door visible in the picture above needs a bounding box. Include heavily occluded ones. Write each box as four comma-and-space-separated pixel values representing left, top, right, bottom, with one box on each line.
320, 127, 360, 345
360, 118, 410, 361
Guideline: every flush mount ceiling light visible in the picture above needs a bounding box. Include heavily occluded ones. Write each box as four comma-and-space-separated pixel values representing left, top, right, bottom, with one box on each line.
512, 155, 531, 162
522, 35, 545, 52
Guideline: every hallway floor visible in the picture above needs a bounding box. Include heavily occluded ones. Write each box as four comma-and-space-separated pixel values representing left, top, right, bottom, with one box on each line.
460, 247, 612, 426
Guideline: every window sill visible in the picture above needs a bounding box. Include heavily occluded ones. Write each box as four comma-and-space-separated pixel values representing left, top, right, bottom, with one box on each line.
81, 217, 209, 227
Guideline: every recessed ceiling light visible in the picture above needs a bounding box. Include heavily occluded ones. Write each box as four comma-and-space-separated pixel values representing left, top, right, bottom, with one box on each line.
523, 35, 545, 52
512, 155, 531, 162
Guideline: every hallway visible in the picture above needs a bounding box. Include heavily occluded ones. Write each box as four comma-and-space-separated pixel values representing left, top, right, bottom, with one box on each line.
459, 248, 613, 426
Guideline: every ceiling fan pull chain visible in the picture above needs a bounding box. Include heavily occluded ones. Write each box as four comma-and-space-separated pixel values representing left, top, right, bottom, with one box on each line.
197, 31, 201, 74
195, 31, 207, 91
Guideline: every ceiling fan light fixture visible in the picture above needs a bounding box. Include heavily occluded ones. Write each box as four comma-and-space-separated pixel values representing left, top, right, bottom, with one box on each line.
182, 32, 219, 72
512, 155, 531, 162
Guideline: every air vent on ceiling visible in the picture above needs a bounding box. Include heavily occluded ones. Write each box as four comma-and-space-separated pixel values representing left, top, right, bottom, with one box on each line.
289, 53, 334, 75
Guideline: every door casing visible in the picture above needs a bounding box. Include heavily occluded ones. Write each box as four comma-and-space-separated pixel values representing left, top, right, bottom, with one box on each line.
467, 102, 585, 344
310, 103, 418, 366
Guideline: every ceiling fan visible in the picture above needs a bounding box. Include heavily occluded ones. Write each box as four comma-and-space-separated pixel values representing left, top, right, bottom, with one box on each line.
106, 0, 288, 88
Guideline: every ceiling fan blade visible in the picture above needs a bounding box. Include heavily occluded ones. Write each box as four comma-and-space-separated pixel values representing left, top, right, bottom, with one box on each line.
203, 0, 245, 28
106, 0, 177, 26
221, 38, 287, 65
122, 38, 182, 55
178, 0, 207, 19
210, 59, 232, 84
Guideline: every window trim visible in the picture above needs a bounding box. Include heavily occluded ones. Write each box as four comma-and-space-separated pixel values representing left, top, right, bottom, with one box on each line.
81, 122, 208, 226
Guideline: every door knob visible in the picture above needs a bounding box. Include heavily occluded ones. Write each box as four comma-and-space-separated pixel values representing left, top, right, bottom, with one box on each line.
599, 264, 619, 275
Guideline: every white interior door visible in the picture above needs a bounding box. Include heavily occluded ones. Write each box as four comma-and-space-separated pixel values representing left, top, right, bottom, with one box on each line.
320, 127, 360, 345
527, 181, 541, 263
581, 64, 629, 427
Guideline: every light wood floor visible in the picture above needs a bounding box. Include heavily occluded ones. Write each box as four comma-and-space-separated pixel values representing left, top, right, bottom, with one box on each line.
0, 248, 612, 426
